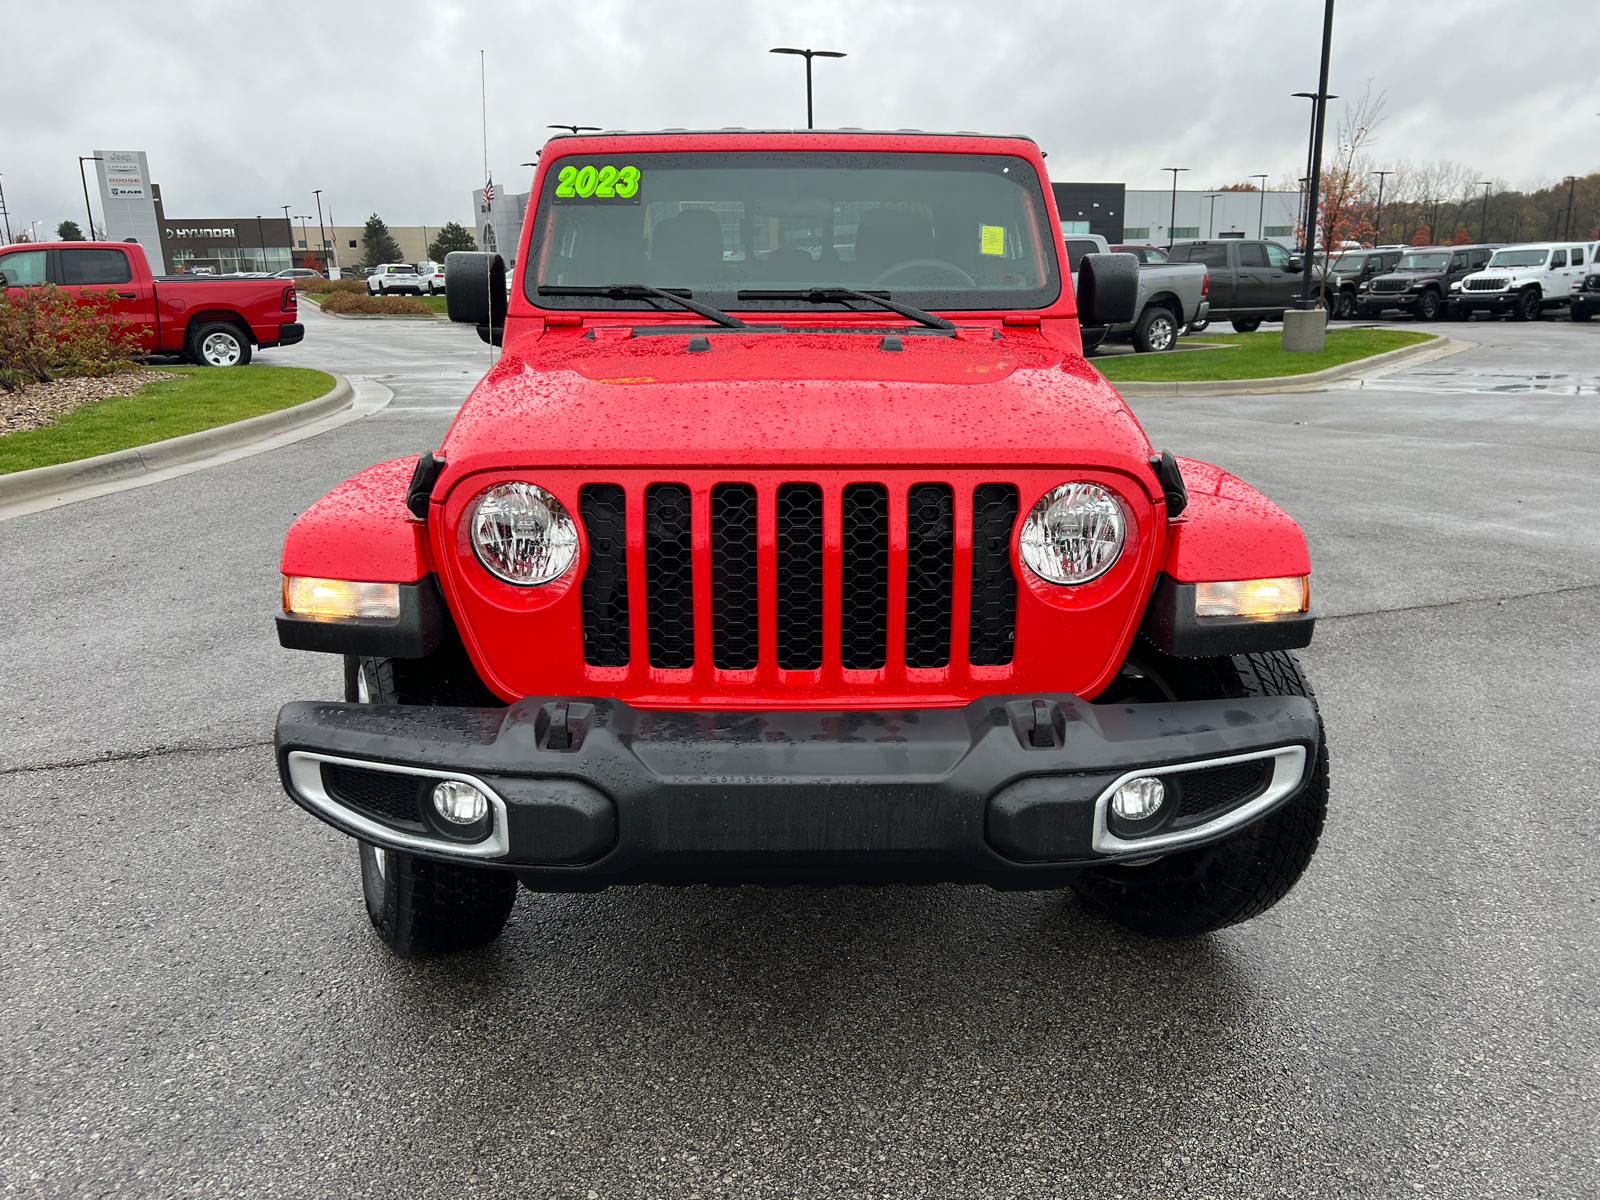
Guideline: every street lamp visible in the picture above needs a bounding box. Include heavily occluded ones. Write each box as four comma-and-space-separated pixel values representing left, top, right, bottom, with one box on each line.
1162, 168, 1189, 250
0, 174, 12, 243
1205, 193, 1222, 239
1292, 88, 1337, 264
1251, 174, 1270, 238
281, 204, 292, 263
1371, 170, 1394, 245
1561, 175, 1577, 240
78, 156, 103, 240
256, 215, 266, 272
769, 47, 846, 130
1474, 181, 1492, 242
313, 189, 328, 275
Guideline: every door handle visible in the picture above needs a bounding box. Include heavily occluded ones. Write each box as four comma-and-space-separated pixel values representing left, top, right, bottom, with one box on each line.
117, 291, 136, 298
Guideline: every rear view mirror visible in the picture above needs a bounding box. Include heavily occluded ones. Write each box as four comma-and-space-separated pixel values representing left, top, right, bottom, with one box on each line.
1287, 255, 1304, 272
445, 252, 507, 343
1076, 253, 1138, 328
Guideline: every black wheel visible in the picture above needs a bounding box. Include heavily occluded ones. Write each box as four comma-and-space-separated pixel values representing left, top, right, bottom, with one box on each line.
1230, 318, 1262, 333
1131, 305, 1180, 353
1512, 289, 1542, 321
188, 321, 252, 367
1414, 290, 1441, 321
1184, 317, 1210, 335
1572, 304, 1593, 323
346, 648, 516, 959
1333, 290, 1357, 320
1072, 647, 1329, 938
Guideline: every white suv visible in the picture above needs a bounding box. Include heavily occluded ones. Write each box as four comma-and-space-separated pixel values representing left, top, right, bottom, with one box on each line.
367, 263, 423, 295
414, 262, 446, 294
1452, 242, 1594, 321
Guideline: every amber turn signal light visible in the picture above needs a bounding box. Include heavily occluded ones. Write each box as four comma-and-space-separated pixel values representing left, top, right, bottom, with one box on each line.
1194, 576, 1309, 619
282, 576, 401, 621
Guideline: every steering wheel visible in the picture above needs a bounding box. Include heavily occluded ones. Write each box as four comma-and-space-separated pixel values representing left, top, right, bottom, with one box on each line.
871, 259, 976, 288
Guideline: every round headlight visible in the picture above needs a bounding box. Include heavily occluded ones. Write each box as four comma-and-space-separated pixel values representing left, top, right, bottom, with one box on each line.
469, 482, 578, 585
1019, 482, 1126, 585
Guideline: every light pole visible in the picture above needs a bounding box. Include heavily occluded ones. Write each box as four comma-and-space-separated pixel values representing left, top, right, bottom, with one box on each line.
256, 215, 266, 272
0, 174, 12, 243
1205, 193, 1222, 239
1371, 170, 1393, 244
1162, 168, 1189, 250
1561, 175, 1577, 240
769, 47, 846, 129
326, 207, 341, 275
78, 156, 103, 239
1294, 0, 1337, 311
1474, 181, 1492, 242
313, 189, 328, 275
281, 204, 292, 263
1292, 88, 1337, 261
1251, 174, 1270, 238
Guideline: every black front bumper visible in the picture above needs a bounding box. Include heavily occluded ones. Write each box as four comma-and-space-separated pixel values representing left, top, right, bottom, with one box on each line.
276, 693, 1320, 889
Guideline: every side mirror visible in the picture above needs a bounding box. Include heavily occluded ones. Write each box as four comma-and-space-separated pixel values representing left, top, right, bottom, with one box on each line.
1076, 253, 1139, 327
445, 251, 507, 342
1287, 255, 1304, 272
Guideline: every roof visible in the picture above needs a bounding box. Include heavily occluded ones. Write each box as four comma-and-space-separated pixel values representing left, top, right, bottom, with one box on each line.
546, 128, 1036, 141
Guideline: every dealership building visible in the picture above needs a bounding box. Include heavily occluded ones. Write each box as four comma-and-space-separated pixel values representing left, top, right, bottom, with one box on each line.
1051, 181, 1304, 248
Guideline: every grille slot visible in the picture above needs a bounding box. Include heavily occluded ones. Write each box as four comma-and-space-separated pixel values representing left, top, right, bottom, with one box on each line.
321, 763, 428, 830
711, 483, 759, 670
969, 484, 1018, 666
905, 483, 954, 668
1170, 759, 1273, 825
1465, 277, 1507, 291
840, 483, 889, 670
579, 484, 630, 666
645, 483, 695, 669
775, 483, 824, 670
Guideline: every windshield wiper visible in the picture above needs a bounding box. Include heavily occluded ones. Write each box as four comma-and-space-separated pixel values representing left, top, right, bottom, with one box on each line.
737, 287, 955, 331
537, 284, 747, 329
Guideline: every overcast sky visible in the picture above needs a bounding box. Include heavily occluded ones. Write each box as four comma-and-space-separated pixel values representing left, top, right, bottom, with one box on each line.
2, 0, 1596, 236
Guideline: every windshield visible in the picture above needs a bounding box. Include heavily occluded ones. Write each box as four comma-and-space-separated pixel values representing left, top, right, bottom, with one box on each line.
1397, 252, 1449, 270
1487, 249, 1549, 268
529, 150, 1060, 312
1331, 255, 1367, 274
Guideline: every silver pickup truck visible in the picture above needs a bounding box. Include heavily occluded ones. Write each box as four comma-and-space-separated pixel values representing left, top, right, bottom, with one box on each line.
1065, 235, 1210, 353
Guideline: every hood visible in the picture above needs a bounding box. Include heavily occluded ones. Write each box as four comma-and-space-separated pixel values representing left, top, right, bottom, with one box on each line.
437, 326, 1155, 480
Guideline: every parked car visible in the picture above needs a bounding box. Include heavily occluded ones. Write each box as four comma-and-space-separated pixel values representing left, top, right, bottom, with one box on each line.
368, 263, 424, 295
414, 262, 447, 294
1066, 235, 1209, 352
1449, 242, 1593, 321
1570, 269, 1600, 322
1358, 244, 1499, 321
1163, 240, 1315, 331
1110, 245, 1169, 264
274, 268, 325, 280
0, 240, 302, 366
1323, 248, 1403, 318
273, 128, 1325, 959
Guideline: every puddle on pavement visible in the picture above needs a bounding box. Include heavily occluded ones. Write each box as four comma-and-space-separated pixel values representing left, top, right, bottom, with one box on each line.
1346, 367, 1600, 395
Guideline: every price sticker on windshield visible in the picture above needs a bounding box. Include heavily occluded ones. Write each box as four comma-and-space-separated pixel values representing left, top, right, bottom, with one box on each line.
553, 163, 642, 204
980, 224, 1006, 256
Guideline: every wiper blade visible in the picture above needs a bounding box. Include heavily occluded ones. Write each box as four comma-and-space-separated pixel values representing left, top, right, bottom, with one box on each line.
738, 287, 954, 331
537, 284, 746, 329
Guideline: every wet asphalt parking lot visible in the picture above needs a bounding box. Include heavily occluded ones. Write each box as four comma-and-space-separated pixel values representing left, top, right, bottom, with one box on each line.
2, 306, 1596, 1199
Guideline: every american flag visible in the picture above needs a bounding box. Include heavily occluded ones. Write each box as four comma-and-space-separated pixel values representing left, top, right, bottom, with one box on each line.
483, 179, 495, 205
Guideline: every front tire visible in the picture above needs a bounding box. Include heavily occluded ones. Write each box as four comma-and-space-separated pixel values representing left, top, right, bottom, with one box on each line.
1072, 648, 1328, 937
1333, 290, 1357, 320
347, 647, 516, 958
1231, 318, 1262, 333
1414, 290, 1441, 321
1572, 304, 1593, 323
1131, 305, 1179, 353
1513, 289, 1542, 321
189, 322, 251, 367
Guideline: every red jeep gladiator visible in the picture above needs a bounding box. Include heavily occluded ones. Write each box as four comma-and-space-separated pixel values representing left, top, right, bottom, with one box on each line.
0, 240, 301, 366
274, 131, 1324, 958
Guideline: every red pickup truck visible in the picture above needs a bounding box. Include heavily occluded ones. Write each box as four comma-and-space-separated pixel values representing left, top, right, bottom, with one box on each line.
0, 241, 302, 366
274, 130, 1325, 960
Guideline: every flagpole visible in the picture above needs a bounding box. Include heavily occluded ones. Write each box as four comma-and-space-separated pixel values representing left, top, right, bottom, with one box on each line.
480, 50, 489, 188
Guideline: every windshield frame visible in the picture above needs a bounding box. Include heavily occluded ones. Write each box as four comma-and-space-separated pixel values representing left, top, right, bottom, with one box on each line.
523, 149, 1062, 314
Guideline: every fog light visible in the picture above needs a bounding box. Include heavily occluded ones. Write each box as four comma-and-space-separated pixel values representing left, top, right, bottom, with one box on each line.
1110, 777, 1166, 821
1195, 576, 1309, 618
432, 780, 489, 825
282, 576, 400, 620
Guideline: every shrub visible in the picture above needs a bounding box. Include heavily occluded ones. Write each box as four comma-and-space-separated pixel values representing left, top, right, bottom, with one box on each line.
318, 291, 432, 315
293, 277, 367, 294
0, 284, 148, 393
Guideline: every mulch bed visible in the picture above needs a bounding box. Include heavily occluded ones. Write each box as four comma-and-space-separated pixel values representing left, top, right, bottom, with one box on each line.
1, 370, 179, 436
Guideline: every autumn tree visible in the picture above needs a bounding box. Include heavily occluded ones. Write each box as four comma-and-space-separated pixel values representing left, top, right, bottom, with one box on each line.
1450, 225, 1473, 245
301, 251, 322, 271
1410, 225, 1431, 246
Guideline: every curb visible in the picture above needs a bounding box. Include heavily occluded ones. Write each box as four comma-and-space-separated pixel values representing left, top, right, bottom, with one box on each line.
1110, 334, 1454, 397
0, 373, 352, 509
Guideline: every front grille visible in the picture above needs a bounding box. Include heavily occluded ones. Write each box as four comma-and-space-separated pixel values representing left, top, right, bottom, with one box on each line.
321, 763, 428, 830
645, 484, 694, 668
577, 479, 1020, 676
579, 484, 630, 666
1464, 277, 1507, 291
1170, 758, 1272, 826
1370, 279, 1410, 294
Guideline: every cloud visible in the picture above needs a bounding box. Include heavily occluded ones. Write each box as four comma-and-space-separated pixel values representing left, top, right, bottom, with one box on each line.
1, 0, 1595, 234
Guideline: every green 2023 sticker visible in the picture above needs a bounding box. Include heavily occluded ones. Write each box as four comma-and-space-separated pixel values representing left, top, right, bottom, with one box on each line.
554, 164, 641, 201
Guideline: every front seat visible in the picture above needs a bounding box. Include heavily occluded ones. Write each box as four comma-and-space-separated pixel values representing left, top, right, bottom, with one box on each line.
853, 208, 936, 283
648, 208, 726, 286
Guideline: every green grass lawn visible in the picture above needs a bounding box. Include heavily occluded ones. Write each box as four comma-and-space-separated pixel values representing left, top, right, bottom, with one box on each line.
1093, 329, 1435, 383
0, 366, 335, 475
414, 295, 448, 313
